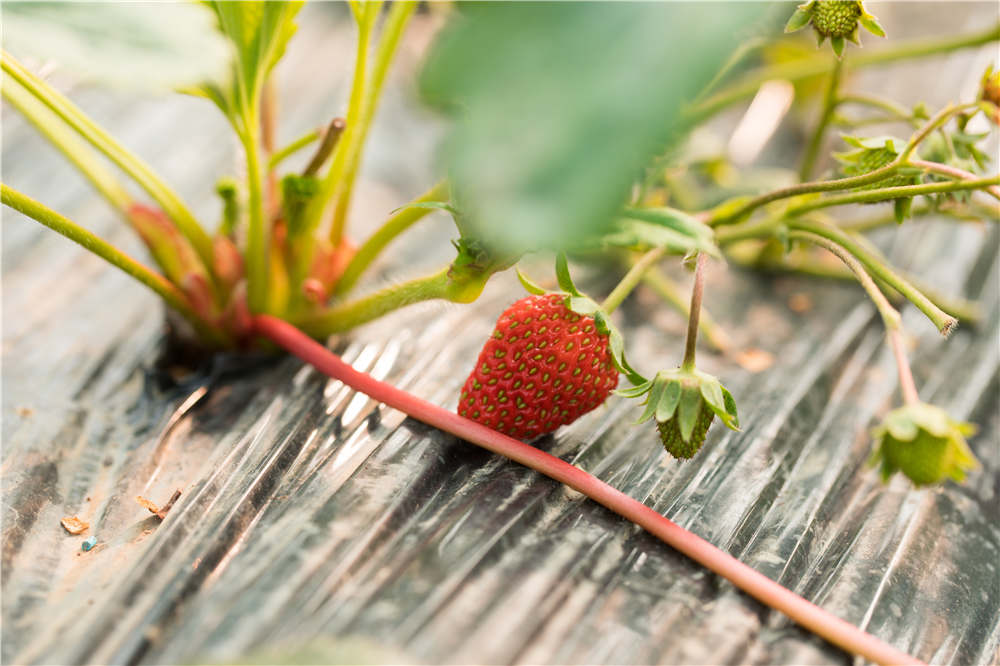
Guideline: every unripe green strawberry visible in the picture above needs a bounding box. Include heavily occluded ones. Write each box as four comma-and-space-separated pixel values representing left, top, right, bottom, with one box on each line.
871, 403, 978, 486
785, 1, 884, 58
459, 293, 619, 440
620, 367, 739, 461
810, 1, 861, 38
657, 403, 715, 459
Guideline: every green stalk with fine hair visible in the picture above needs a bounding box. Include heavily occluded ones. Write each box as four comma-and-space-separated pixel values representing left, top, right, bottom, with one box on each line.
788, 219, 956, 335
334, 180, 449, 297
1, 184, 226, 345
1, 51, 215, 274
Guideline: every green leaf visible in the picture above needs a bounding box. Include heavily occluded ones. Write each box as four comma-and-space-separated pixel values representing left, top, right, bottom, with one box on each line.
420, 2, 765, 257
196, 1, 304, 133
621, 206, 714, 241
3, 2, 230, 92
598, 219, 720, 258
784, 7, 812, 33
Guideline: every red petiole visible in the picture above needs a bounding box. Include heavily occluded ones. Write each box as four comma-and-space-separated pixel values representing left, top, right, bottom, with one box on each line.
252, 314, 922, 666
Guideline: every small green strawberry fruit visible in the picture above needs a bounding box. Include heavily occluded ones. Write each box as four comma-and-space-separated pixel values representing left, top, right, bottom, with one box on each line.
836, 135, 921, 221
870, 403, 978, 486
785, 1, 885, 58
621, 367, 739, 460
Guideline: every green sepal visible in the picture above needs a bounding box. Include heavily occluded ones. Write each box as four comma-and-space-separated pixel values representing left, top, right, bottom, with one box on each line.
656, 381, 682, 423
677, 383, 704, 442
515, 268, 547, 295
696, 370, 740, 430
567, 296, 601, 317
635, 375, 667, 424
870, 402, 979, 486
830, 35, 846, 58
594, 310, 646, 386
555, 251, 582, 297
859, 12, 885, 37
784, 6, 812, 33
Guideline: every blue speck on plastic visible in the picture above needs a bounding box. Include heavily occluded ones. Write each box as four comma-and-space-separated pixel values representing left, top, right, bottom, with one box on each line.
82, 537, 97, 551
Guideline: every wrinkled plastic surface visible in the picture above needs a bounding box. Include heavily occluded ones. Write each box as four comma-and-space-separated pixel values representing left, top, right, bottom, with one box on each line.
4, 5, 999, 665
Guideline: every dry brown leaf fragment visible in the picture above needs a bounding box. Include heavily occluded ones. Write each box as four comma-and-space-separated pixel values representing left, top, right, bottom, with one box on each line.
136, 496, 160, 514
737, 348, 775, 373
788, 292, 813, 313
60, 516, 89, 535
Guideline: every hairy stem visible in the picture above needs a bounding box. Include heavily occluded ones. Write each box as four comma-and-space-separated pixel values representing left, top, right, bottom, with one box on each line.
789, 230, 921, 405
242, 125, 269, 314
334, 180, 449, 297
296, 265, 490, 337
908, 160, 1000, 201
2, 79, 133, 211
900, 103, 979, 161
788, 231, 900, 329
681, 253, 708, 372
1, 51, 215, 273
788, 176, 1000, 215
253, 314, 922, 666
789, 220, 956, 335
601, 246, 666, 314
2, 185, 225, 345
799, 57, 843, 182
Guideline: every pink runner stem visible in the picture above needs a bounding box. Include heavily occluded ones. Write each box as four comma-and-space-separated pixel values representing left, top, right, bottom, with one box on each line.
253, 314, 922, 666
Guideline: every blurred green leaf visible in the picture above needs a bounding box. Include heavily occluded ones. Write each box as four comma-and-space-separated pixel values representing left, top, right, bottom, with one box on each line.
2, 2, 230, 92
192, 1, 303, 135
420, 2, 765, 257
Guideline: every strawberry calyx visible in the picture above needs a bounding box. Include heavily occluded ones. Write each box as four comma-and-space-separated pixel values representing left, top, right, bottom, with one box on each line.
619, 367, 739, 459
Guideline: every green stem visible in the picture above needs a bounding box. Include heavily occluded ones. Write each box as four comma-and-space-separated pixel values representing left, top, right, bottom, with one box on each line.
839, 200, 997, 232
297, 4, 379, 268
241, 123, 270, 314
908, 159, 1000, 201
710, 161, 902, 227
268, 126, 322, 171
2, 78, 133, 211
799, 57, 843, 182
900, 102, 979, 161
837, 93, 916, 122
296, 265, 486, 337
789, 230, 919, 405
1, 51, 215, 273
334, 180, 449, 297
688, 24, 1000, 123
641, 266, 730, 353
681, 253, 708, 372
788, 176, 1000, 215
329, 0, 416, 245
601, 246, 666, 314
1, 184, 225, 345
788, 230, 900, 329
788, 220, 956, 335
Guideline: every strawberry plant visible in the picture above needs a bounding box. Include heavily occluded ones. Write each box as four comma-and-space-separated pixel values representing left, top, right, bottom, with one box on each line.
4, 2, 999, 663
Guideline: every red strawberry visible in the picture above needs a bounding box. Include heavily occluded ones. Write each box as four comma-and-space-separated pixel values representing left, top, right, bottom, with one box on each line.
458, 293, 619, 440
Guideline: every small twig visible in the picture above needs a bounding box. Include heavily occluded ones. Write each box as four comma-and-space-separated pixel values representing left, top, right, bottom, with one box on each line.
303, 117, 347, 177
